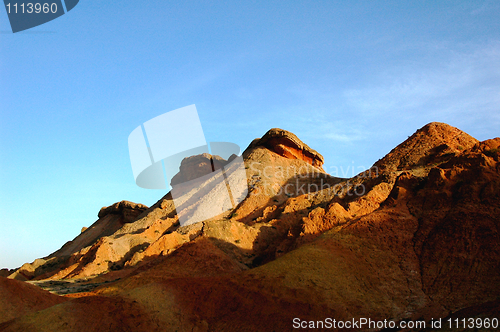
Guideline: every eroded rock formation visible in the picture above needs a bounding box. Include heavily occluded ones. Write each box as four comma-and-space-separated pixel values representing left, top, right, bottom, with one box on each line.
170, 153, 228, 186
249, 128, 325, 170
97, 200, 148, 222
2, 123, 499, 332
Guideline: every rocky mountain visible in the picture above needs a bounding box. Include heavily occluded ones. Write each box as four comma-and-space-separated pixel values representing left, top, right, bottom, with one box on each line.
1, 123, 499, 331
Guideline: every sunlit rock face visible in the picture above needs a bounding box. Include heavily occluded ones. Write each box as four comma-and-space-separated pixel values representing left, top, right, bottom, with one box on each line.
250, 128, 325, 170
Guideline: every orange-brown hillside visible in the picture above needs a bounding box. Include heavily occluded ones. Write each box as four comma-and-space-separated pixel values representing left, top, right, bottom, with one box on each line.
0, 277, 67, 325
1, 123, 499, 331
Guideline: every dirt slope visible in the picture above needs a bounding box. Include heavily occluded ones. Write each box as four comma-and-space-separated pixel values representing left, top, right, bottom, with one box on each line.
0, 277, 67, 325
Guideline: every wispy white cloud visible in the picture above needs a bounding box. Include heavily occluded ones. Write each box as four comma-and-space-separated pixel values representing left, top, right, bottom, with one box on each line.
341, 41, 500, 135
323, 132, 363, 143
270, 41, 500, 170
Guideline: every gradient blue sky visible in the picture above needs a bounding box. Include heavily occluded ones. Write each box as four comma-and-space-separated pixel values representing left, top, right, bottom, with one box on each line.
1, 1, 499, 269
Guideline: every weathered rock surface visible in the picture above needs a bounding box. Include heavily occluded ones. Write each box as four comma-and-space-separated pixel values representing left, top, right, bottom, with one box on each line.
249, 128, 325, 170
97, 200, 148, 221
375, 122, 479, 172
170, 153, 228, 186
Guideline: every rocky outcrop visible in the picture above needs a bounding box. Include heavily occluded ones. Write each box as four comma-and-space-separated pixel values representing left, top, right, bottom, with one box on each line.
97, 200, 148, 222
249, 128, 325, 170
375, 122, 478, 172
170, 153, 228, 186
8, 258, 60, 281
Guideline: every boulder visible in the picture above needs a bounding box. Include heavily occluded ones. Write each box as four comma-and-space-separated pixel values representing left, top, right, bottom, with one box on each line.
98, 200, 148, 223
170, 153, 228, 186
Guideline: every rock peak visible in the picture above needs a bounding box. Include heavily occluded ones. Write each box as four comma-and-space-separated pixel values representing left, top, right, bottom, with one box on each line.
170, 153, 229, 186
375, 122, 479, 172
249, 128, 324, 169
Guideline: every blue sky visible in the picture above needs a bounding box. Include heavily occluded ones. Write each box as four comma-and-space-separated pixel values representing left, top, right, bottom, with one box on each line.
1, 1, 499, 269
